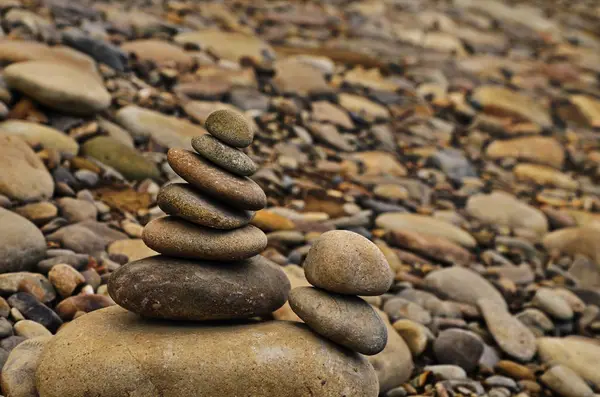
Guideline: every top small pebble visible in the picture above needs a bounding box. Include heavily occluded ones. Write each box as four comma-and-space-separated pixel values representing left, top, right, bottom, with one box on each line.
205, 109, 254, 148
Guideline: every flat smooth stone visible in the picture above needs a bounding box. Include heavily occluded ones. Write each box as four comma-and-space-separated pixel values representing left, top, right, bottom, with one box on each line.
192, 135, 258, 177
36, 306, 378, 396
0, 120, 79, 155
158, 183, 254, 230
168, 148, 266, 210
108, 255, 289, 321
142, 216, 266, 261
3, 61, 110, 115
289, 286, 387, 355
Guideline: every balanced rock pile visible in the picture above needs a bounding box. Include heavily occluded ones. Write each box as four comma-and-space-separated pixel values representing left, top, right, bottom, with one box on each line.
34, 110, 379, 397
289, 230, 393, 355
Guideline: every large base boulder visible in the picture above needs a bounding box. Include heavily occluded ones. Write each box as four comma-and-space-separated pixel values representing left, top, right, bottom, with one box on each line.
36, 306, 379, 397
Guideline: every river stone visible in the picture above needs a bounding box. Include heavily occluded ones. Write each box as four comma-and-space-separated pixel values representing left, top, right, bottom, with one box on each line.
157, 183, 254, 230
289, 286, 387, 355
205, 109, 254, 148
0, 136, 54, 201
375, 213, 476, 248
168, 148, 266, 210
174, 29, 275, 65
543, 226, 600, 263
142, 216, 266, 261
1, 336, 51, 397
37, 305, 377, 396
486, 136, 564, 169
369, 308, 414, 393
192, 134, 258, 176
109, 255, 289, 321
115, 105, 206, 150
108, 239, 158, 262
303, 230, 393, 296
424, 267, 507, 308
434, 329, 484, 373
0, 120, 79, 155
121, 39, 193, 67
478, 298, 536, 362
3, 61, 110, 115
540, 365, 594, 397
46, 221, 128, 257
538, 337, 600, 387
0, 209, 47, 273
532, 288, 574, 320
0, 272, 55, 302
82, 136, 161, 181
466, 191, 548, 238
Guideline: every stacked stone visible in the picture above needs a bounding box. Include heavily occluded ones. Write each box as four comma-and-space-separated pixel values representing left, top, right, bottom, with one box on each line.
108, 109, 290, 321
289, 230, 394, 355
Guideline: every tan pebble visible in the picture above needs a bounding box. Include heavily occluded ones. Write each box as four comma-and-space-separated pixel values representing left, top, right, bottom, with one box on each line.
48, 264, 85, 298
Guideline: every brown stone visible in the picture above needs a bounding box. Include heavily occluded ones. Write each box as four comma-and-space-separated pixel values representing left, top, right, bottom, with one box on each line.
109, 255, 289, 321
191, 134, 258, 177
168, 148, 266, 210
158, 183, 254, 230
289, 287, 387, 355
204, 109, 254, 148
142, 216, 266, 261
36, 306, 378, 397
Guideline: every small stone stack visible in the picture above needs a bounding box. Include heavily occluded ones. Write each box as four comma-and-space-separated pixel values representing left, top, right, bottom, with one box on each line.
289, 230, 394, 355
108, 109, 290, 321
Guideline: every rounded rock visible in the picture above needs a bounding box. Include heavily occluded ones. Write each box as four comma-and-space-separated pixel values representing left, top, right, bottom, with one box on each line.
37, 305, 378, 396
168, 148, 266, 210
433, 329, 484, 373
142, 216, 266, 261
192, 135, 258, 176
108, 255, 290, 321
0, 208, 47, 273
1, 336, 51, 397
205, 109, 254, 148
289, 286, 387, 355
303, 230, 393, 295
3, 61, 111, 115
157, 183, 254, 230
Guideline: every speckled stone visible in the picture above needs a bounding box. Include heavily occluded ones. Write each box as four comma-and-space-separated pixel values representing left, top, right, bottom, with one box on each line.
289, 286, 387, 355
142, 216, 266, 261
158, 183, 254, 230
36, 306, 378, 396
192, 134, 258, 176
168, 149, 266, 211
303, 230, 393, 295
205, 109, 254, 148
108, 255, 289, 321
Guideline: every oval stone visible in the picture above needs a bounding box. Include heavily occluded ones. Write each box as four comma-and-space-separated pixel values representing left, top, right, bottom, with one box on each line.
142, 216, 266, 261
0, 208, 47, 273
303, 230, 393, 295
192, 134, 258, 176
36, 306, 378, 396
3, 61, 111, 115
289, 286, 387, 355
108, 255, 290, 320
205, 109, 254, 147
168, 149, 266, 210
157, 183, 254, 230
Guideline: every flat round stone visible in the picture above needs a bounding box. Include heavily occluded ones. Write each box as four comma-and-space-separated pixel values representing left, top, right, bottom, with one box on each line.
3, 61, 111, 115
158, 183, 254, 230
168, 148, 266, 210
142, 216, 266, 261
192, 135, 258, 177
289, 287, 387, 355
36, 306, 378, 396
108, 255, 290, 321
205, 109, 253, 148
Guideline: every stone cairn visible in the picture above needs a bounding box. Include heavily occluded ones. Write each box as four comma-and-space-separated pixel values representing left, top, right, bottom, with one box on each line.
289, 229, 394, 355
35, 109, 382, 396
